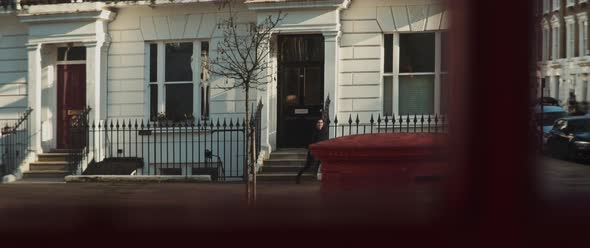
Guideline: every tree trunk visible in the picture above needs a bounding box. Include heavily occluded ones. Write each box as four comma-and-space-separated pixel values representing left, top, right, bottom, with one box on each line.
244, 86, 253, 205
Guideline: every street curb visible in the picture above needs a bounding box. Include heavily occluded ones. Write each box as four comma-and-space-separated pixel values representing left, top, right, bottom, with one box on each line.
64, 175, 212, 183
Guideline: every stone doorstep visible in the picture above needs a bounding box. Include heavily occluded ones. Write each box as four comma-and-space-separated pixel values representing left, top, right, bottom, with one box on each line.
65, 175, 212, 183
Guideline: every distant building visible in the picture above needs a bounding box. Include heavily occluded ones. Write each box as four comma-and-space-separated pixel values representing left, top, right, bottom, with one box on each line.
537, 0, 590, 106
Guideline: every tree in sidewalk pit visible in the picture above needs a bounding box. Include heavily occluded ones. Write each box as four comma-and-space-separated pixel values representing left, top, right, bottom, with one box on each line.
207, 0, 286, 204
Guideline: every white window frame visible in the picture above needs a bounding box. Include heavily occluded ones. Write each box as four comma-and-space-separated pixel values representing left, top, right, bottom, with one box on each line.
554, 0, 561, 11
543, 27, 549, 60
565, 16, 576, 58
551, 16, 561, 60
145, 40, 205, 122
581, 0, 588, 3
553, 26, 560, 59
544, 0, 551, 13
578, 12, 588, 56
382, 31, 445, 117
567, 0, 575, 7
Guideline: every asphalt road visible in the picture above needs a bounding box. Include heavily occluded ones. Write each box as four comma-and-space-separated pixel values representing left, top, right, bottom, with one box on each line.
0, 180, 443, 234
537, 154, 590, 200
1, 157, 589, 245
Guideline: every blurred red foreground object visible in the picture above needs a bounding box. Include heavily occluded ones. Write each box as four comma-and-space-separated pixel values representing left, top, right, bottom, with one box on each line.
310, 133, 448, 193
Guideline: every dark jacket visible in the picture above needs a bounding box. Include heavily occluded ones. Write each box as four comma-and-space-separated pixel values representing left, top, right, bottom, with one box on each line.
306, 126, 328, 166
310, 126, 329, 145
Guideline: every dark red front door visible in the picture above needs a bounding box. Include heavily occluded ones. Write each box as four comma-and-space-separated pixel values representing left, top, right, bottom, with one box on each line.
57, 64, 86, 149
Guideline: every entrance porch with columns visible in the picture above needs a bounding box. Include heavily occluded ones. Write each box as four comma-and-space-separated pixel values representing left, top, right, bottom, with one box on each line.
18, 5, 115, 176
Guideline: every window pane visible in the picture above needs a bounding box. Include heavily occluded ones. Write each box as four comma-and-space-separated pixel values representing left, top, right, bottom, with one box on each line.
150, 44, 157, 83
384, 34, 393, 73
399, 33, 435, 73
383, 76, 393, 116
165, 42, 193, 82
399, 75, 434, 115
279, 35, 324, 63
206, 86, 210, 117
201, 41, 210, 81
282, 67, 301, 106
150, 84, 158, 121
58, 47, 86, 61
307, 35, 324, 62
440, 74, 449, 114
441, 32, 448, 72
304, 66, 323, 105
166, 84, 193, 122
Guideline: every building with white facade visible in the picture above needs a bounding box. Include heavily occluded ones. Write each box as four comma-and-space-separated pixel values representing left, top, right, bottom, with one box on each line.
537, 0, 590, 107
0, 0, 449, 181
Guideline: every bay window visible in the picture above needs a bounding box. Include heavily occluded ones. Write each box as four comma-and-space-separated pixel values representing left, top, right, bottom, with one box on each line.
147, 40, 209, 122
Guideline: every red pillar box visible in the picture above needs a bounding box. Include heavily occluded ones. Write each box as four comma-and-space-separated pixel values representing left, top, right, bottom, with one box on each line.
310, 133, 448, 194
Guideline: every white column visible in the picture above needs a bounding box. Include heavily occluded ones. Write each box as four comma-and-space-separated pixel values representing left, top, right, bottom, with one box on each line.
550, 76, 558, 99
261, 35, 277, 154
323, 31, 341, 121
84, 40, 109, 123
26, 43, 42, 154
84, 40, 109, 163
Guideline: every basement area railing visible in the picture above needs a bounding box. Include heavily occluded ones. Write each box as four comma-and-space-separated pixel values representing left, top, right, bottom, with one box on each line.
0, 108, 33, 177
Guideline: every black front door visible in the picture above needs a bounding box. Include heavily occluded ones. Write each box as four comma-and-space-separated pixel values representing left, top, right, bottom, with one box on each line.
277, 35, 324, 148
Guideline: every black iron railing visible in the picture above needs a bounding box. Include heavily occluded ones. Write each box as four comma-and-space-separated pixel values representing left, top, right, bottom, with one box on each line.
321, 95, 448, 137
0, 0, 16, 10
68, 106, 91, 175
69, 116, 248, 181
1, 0, 179, 10
0, 108, 33, 177
327, 113, 448, 138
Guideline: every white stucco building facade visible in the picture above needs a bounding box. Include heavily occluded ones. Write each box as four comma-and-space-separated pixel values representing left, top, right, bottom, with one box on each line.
0, 0, 449, 178
537, 0, 590, 107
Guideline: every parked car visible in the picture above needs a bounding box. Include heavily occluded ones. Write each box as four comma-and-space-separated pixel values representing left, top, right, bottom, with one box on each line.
546, 116, 590, 161
538, 97, 560, 106
535, 105, 567, 146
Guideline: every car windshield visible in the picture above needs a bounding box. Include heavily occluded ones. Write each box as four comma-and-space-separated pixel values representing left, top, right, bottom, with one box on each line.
537, 112, 567, 126
566, 119, 590, 133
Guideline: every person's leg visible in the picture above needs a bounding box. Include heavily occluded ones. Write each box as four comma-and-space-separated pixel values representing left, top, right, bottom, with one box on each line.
296, 152, 313, 184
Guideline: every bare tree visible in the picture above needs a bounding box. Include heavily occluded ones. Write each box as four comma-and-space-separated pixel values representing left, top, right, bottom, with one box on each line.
208, 0, 286, 204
